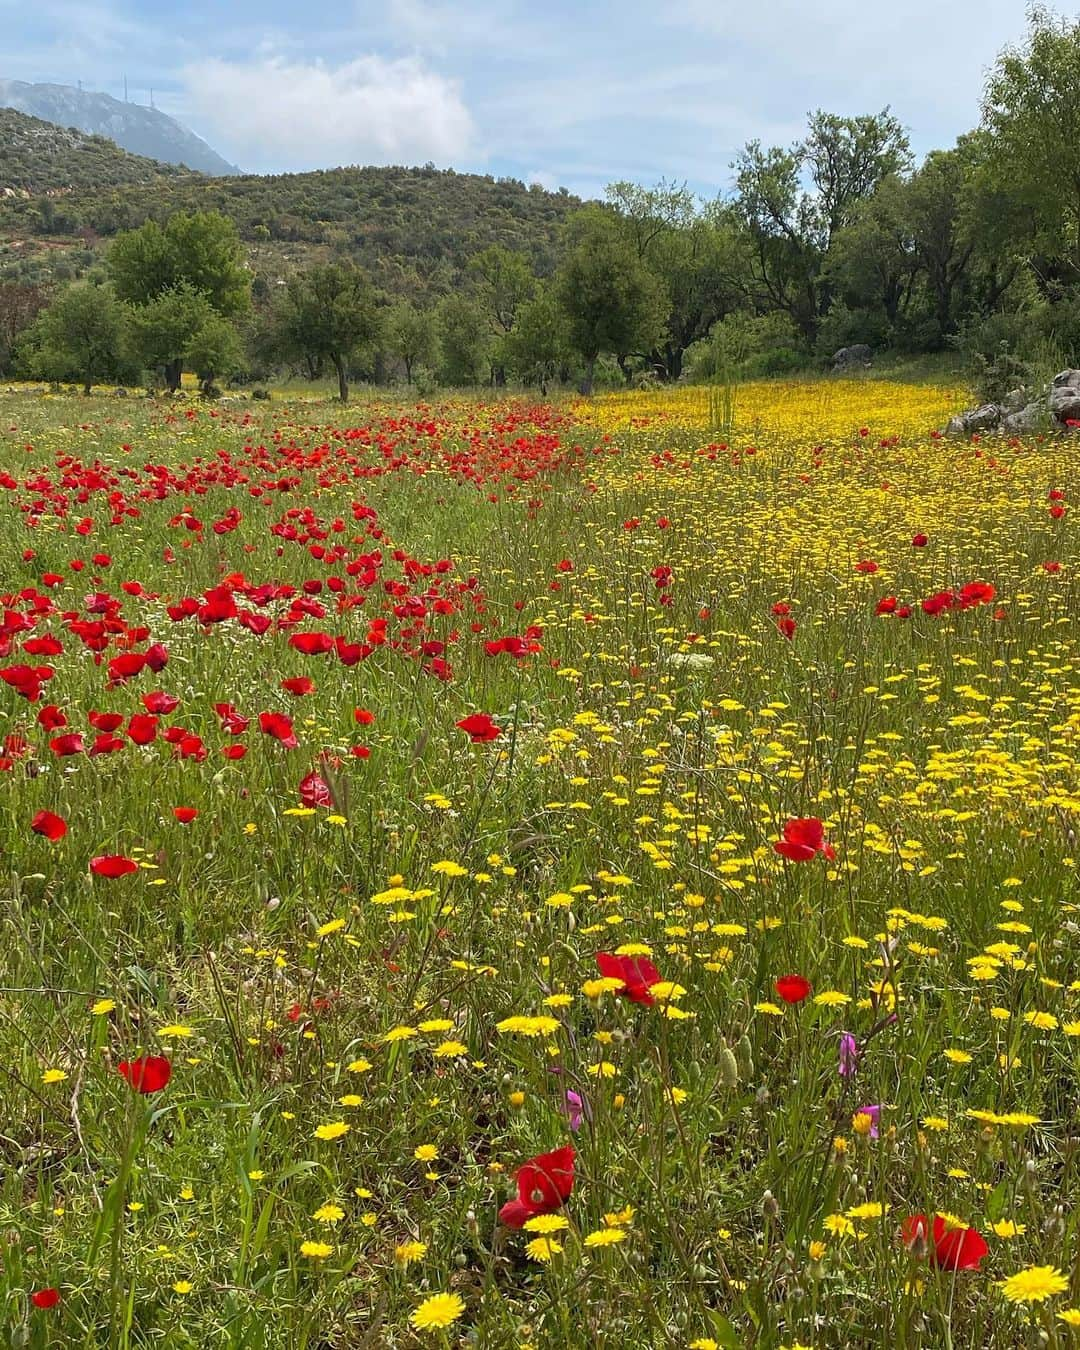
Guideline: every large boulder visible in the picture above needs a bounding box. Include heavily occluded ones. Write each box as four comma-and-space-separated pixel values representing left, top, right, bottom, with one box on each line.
1003, 400, 1046, 434
1049, 379, 1080, 423
832, 344, 872, 371
945, 402, 1003, 436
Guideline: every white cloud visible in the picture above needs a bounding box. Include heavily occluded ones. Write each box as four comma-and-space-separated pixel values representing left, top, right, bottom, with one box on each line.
180, 53, 474, 171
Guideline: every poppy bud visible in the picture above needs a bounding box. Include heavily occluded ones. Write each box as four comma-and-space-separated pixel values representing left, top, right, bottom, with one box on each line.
736, 1034, 754, 1079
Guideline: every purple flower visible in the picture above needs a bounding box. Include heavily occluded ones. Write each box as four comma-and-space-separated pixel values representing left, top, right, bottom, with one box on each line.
562, 1089, 585, 1132
855, 1104, 881, 1138
838, 1032, 859, 1077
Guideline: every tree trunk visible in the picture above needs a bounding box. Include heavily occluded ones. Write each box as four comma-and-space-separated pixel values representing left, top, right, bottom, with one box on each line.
164, 358, 182, 393
404, 355, 413, 384
579, 355, 596, 396
332, 353, 348, 404
616, 353, 633, 385
83, 371, 92, 396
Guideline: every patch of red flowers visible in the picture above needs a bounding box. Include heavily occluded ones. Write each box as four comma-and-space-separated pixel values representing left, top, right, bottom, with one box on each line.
774, 974, 813, 1004
498, 1145, 575, 1228
117, 1055, 172, 1093
456, 712, 501, 743
773, 817, 835, 862
595, 950, 662, 1005
902, 1214, 988, 1271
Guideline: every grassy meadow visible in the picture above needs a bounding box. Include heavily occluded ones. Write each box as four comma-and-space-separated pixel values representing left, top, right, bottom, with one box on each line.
3, 376, 1080, 1348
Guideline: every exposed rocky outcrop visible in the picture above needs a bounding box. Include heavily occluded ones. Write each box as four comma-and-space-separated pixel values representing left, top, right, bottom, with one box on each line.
832, 344, 872, 371
946, 370, 1080, 436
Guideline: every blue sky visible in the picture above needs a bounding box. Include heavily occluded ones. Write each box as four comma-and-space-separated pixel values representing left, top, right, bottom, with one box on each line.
1, 0, 1035, 197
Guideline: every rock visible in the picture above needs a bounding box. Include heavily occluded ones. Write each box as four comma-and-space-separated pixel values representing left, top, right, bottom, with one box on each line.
947, 402, 1003, 435
832, 344, 872, 371
113, 386, 128, 398
251, 387, 271, 401
1049, 383, 1080, 423
1052, 369, 1080, 389
1003, 401, 1045, 433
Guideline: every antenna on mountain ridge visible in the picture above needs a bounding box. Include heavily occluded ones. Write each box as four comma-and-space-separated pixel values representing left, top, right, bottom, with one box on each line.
123, 74, 128, 102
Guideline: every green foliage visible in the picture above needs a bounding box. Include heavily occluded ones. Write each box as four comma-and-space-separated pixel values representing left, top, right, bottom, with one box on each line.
108, 211, 250, 317
982, 5, 1080, 278
436, 293, 490, 386
185, 313, 245, 392
386, 301, 438, 384
502, 285, 573, 393
127, 285, 214, 390
23, 280, 130, 392
273, 262, 382, 403
0, 108, 186, 193
555, 208, 667, 392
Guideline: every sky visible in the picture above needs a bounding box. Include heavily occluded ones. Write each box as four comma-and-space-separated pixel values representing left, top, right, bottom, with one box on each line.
0, 0, 1038, 197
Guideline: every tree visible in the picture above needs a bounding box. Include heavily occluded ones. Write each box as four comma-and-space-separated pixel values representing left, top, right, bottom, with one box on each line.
982, 6, 1080, 279
185, 313, 244, 394
734, 109, 910, 340
436, 294, 490, 385
503, 286, 572, 394
0, 282, 47, 376
467, 245, 536, 335
127, 285, 215, 391
274, 263, 382, 403
27, 282, 128, 394
387, 301, 437, 383
107, 211, 250, 388
555, 208, 667, 392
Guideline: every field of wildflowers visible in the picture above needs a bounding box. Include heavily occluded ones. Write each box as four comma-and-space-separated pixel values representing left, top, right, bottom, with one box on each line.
2, 377, 1080, 1348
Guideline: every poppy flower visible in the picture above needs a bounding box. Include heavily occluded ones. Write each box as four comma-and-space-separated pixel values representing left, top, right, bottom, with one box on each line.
776, 617, 797, 640
596, 951, 662, 1005
456, 712, 501, 743
31, 810, 66, 841
774, 974, 812, 1004
854, 559, 878, 573
31, 1288, 60, 1309
259, 711, 299, 749
142, 691, 179, 714
354, 708, 375, 725
172, 807, 198, 824
911, 533, 928, 547
298, 772, 333, 808
281, 676, 315, 696
90, 855, 138, 879
875, 596, 898, 615
49, 733, 84, 757
921, 590, 955, 616
773, 817, 835, 862
498, 1145, 575, 1228
117, 1055, 172, 1094
902, 1214, 988, 1272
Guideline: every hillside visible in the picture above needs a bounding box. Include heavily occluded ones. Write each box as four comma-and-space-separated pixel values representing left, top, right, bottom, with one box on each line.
0, 108, 189, 194
0, 80, 237, 175
0, 160, 582, 295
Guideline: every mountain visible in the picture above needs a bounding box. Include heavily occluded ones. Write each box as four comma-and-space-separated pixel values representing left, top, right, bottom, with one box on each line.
0, 108, 188, 194
0, 80, 238, 176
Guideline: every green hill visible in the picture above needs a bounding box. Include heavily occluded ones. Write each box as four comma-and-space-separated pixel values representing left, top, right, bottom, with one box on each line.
0, 131, 582, 295
0, 107, 189, 194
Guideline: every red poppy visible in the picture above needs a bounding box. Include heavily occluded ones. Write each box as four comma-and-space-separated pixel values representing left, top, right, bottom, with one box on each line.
498, 1145, 576, 1228
49, 733, 84, 757
771, 602, 791, 616
172, 807, 198, 824
921, 590, 955, 616
957, 581, 996, 608
90, 855, 137, 879
281, 676, 315, 696
1044, 561, 1062, 573
354, 708, 375, 725
31, 810, 66, 841
911, 533, 928, 547
854, 559, 878, 573
876, 596, 898, 615
127, 714, 158, 745
595, 950, 662, 1005
117, 1055, 172, 1094
37, 704, 66, 731
774, 974, 812, 1004
259, 711, 299, 748
774, 816, 835, 862
143, 691, 179, 714
456, 712, 502, 743
298, 771, 333, 808
902, 1214, 988, 1271
31, 1288, 60, 1309
776, 617, 797, 640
